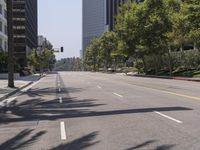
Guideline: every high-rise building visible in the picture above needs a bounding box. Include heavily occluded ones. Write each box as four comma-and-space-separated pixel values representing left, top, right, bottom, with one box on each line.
0, 0, 7, 51
82, 0, 143, 56
106, 0, 143, 31
82, 0, 108, 56
13, 0, 38, 68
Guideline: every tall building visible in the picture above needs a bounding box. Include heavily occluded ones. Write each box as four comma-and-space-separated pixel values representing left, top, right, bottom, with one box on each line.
0, 0, 7, 51
82, 0, 108, 56
82, 0, 140, 55
106, 0, 143, 31
13, 0, 38, 68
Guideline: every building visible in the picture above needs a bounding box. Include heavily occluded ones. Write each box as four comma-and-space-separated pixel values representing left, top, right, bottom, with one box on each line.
38, 35, 53, 54
106, 0, 143, 31
13, 0, 38, 68
82, 0, 107, 57
82, 0, 141, 55
0, 0, 7, 51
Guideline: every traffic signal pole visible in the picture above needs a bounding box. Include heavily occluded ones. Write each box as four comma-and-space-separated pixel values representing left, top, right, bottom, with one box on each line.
7, 0, 15, 88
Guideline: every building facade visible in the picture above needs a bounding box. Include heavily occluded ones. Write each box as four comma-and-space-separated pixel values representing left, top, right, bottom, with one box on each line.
82, 0, 108, 56
0, 0, 7, 51
82, 0, 141, 56
13, 0, 38, 68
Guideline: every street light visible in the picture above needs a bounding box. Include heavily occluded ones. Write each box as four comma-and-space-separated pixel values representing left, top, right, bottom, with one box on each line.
7, 0, 15, 88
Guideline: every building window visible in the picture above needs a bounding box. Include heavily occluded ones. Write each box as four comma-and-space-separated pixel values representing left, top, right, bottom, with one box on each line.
4, 9, 7, 19
0, 5, 2, 15
0, 38, 2, 50
4, 25, 7, 35
0, 21, 2, 32
4, 41, 7, 51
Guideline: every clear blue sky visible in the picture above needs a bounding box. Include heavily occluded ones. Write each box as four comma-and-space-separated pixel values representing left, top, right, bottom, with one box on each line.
38, 0, 82, 60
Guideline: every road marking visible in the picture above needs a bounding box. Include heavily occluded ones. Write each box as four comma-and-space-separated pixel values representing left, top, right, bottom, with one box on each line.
0, 96, 17, 107
60, 121, 67, 140
21, 77, 45, 92
59, 97, 63, 103
58, 88, 61, 92
97, 85, 102, 89
58, 83, 60, 87
154, 111, 183, 124
159, 90, 200, 101
113, 93, 123, 98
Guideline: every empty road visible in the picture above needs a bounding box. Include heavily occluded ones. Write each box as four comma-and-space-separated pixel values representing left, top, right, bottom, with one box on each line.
0, 72, 200, 150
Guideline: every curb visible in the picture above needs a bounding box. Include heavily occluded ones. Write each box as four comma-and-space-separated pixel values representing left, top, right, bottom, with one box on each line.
128, 74, 200, 82
0, 81, 34, 102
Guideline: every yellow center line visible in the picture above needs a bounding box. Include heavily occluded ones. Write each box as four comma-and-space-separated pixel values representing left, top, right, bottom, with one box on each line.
159, 90, 200, 101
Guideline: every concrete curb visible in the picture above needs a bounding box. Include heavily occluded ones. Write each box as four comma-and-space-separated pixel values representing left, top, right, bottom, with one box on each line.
128, 74, 200, 82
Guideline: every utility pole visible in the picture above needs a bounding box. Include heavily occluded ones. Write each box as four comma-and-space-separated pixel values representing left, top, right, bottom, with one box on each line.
7, 0, 15, 88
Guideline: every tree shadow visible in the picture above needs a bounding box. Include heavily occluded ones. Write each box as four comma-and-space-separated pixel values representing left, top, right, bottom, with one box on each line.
155, 144, 175, 150
126, 140, 175, 150
0, 105, 192, 125
0, 129, 46, 150
50, 131, 99, 150
126, 140, 156, 150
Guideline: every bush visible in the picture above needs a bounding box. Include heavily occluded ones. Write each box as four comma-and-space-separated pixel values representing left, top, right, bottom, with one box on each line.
143, 50, 200, 76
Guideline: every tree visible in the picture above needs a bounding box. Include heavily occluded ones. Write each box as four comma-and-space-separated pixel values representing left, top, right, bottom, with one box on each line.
115, 2, 140, 60
28, 49, 56, 74
99, 32, 118, 70
84, 38, 101, 71
186, 0, 200, 50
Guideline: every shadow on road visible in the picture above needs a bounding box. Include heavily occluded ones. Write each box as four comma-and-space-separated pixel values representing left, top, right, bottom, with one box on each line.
126, 140, 175, 150
126, 140, 156, 150
50, 132, 99, 150
0, 102, 192, 124
0, 129, 46, 150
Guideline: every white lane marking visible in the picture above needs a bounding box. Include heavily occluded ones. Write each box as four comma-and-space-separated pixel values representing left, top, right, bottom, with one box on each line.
59, 97, 63, 103
58, 88, 61, 92
154, 111, 183, 124
0, 96, 17, 107
97, 85, 102, 89
60, 121, 67, 140
21, 77, 45, 92
113, 93, 123, 98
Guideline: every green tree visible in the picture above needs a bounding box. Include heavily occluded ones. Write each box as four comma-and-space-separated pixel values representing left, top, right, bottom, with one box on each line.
84, 38, 101, 71
99, 32, 118, 70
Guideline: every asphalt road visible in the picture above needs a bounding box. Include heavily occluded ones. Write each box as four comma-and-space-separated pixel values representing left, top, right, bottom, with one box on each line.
0, 72, 200, 150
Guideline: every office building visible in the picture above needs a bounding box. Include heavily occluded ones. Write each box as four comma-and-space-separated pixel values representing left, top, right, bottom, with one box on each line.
0, 0, 7, 51
13, 0, 38, 68
106, 0, 143, 31
82, 0, 144, 56
82, 0, 107, 56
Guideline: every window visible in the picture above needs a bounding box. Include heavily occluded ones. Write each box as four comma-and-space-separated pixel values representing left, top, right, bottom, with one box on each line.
0, 5, 2, 15
0, 21, 2, 32
4, 10, 6, 18
0, 38, 2, 50
4, 41, 7, 51
4, 25, 7, 35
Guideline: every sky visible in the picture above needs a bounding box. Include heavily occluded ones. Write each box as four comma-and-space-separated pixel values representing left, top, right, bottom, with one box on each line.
38, 0, 82, 60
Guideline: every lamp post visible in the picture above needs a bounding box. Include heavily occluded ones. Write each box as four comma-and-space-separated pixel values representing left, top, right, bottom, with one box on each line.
7, 0, 15, 88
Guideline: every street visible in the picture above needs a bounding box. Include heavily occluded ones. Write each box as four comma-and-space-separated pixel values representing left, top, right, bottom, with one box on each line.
0, 72, 200, 150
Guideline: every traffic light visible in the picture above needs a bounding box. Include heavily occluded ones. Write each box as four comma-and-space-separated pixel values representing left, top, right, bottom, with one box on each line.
61, 47, 64, 52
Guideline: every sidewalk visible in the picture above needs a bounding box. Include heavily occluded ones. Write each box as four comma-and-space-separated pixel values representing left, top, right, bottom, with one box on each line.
127, 73, 200, 82
0, 74, 41, 101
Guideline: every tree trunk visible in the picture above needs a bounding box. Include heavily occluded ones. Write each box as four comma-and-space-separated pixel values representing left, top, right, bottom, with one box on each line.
168, 48, 172, 76
142, 56, 147, 74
